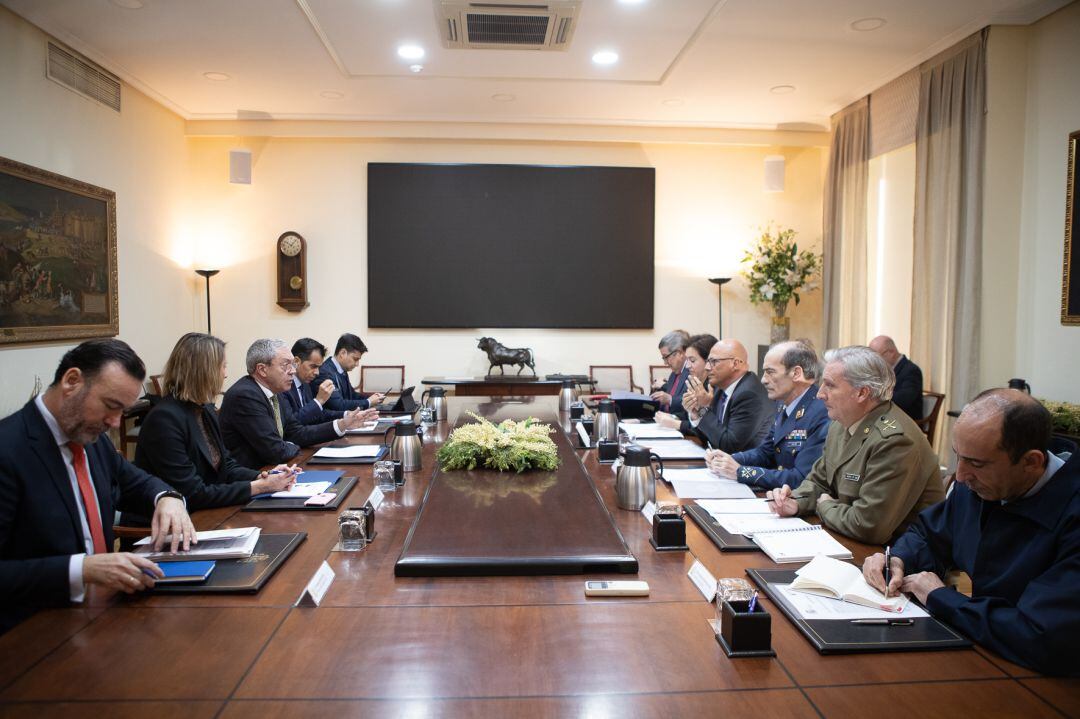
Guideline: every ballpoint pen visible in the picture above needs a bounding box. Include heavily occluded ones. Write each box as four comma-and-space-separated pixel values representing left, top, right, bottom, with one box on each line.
747, 591, 758, 613
850, 619, 914, 626
883, 545, 891, 599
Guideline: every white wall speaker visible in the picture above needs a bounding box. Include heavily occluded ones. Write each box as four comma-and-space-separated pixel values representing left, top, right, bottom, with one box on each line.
764, 154, 785, 193
229, 149, 252, 184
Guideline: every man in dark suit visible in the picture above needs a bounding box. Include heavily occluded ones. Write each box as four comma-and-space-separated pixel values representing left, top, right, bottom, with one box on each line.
870, 335, 924, 420
221, 338, 376, 469
283, 337, 344, 425
688, 338, 773, 453
0, 339, 195, 633
706, 340, 830, 490
316, 333, 386, 412
649, 330, 690, 418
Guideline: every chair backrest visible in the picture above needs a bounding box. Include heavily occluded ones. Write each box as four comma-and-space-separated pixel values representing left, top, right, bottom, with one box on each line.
361, 365, 405, 395
589, 365, 642, 394
649, 365, 669, 391
916, 391, 945, 447
149, 374, 164, 396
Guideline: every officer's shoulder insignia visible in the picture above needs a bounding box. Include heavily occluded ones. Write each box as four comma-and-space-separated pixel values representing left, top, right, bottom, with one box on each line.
795, 407, 805, 420
876, 416, 903, 437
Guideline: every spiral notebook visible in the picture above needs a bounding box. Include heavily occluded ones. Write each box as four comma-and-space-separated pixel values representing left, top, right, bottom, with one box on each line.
752, 525, 853, 564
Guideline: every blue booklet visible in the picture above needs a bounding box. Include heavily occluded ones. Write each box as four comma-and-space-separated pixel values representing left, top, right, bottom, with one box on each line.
155, 560, 216, 583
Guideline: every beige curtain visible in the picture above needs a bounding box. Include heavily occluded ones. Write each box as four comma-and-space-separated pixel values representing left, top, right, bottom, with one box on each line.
911, 30, 987, 446
823, 97, 870, 348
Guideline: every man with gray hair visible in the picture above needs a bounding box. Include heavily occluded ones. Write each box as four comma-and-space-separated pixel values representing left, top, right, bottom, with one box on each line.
705, 340, 829, 490
650, 330, 690, 416
220, 338, 378, 469
767, 345, 943, 544
869, 335, 924, 420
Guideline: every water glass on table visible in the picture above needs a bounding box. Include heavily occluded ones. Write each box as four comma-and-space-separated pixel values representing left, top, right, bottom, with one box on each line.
338, 510, 367, 551
374, 459, 397, 492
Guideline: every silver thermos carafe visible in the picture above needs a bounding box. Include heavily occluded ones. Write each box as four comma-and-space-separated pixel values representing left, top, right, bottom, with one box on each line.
592, 397, 620, 444
616, 444, 663, 511
387, 420, 424, 472
421, 386, 448, 421
558, 379, 577, 412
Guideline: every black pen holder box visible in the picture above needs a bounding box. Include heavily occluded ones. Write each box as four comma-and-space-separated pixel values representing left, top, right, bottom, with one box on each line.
716, 600, 775, 657
579, 417, 595, 435
597, 439, 619, 462
570, 402, 585, 419
650, 513, 688, 551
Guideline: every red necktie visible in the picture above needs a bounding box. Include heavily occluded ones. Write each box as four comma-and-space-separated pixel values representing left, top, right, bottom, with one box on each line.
670, 372, 685, 408
67, 442, 107, 555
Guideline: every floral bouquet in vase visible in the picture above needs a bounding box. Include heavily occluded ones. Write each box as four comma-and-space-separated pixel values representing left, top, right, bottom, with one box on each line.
741, 225, 821, 343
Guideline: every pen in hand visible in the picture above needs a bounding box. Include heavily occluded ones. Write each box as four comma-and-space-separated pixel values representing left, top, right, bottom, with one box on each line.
883, 546, 891, 599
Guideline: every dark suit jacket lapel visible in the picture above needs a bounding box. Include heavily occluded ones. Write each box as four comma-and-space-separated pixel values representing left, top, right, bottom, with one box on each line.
23, 401, 83, 541
194, 403, 219, 469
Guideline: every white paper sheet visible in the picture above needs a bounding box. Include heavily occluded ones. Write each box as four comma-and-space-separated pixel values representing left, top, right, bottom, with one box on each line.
272, 480, 332, 498
775, 583, 929, 620
345, 422, 380, 434
635, 439, 706, 460
313, 445, 384, 459
618, 422, 684, 440
670, 479, 756, 499
696, 498, 773, 515
713, 514, 811, 536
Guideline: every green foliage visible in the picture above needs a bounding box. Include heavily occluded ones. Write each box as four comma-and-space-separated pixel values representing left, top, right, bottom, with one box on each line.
1039, 399, 1080, 436
741, 224, 822, 317
437, 412, 561, 473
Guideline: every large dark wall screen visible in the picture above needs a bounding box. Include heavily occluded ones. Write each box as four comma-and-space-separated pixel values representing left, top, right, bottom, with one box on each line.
367, 163, 655, 328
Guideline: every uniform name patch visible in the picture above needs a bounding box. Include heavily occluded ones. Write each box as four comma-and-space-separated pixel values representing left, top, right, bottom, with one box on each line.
843, 472, 861, 483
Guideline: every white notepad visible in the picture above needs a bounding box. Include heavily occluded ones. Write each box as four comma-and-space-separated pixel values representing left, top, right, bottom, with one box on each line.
696, 498, 773, 515
634, 439, 706, 460
789, 554, 909, 612
618, 422, 684, 440
752, 526, 854, 564
312, 445, 384, 459
133, 527, 261, 561
272, 480, 332, 498
670, 478, 756, 499
714, 514, 812, 537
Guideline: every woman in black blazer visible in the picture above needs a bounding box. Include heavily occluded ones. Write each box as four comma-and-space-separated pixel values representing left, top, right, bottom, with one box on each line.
134, 333, 296, 511
654, 333, 717, 434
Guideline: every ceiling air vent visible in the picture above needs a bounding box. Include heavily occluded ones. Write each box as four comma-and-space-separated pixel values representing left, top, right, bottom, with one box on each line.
437, 2, 580, 50
46, 41, 121, 112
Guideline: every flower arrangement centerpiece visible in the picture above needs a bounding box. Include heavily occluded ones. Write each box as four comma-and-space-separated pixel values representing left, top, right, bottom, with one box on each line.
437, 412, 561, 473
741, 224, 822, 342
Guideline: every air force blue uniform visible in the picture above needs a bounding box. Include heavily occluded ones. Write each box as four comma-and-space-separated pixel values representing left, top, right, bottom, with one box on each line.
893, 453, 1080, 676
730, 386, 829, 491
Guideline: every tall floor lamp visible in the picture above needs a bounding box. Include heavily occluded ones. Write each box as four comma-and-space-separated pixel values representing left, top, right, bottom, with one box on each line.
195, 269, 220, 334
709, 277, 731, 338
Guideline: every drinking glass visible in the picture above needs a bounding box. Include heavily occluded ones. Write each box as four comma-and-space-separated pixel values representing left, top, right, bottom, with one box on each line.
374, 460, 396, 492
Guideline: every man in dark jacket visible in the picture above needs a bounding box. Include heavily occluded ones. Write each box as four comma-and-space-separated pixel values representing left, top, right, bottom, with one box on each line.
688, 338, 772, 453
869, 335, 924, 420
283, 337, 344, 425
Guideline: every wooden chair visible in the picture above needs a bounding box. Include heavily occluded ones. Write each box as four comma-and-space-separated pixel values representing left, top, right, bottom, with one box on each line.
916, 391, 945, 448
117, 375, 163, 459
649, 365, 669, 391
588, 365, 643, 394
360, 365, 406, 396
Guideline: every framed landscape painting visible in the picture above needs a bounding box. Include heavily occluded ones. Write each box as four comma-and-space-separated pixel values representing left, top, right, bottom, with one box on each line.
1063, 130, 1079, 325
0, 156, 118, 344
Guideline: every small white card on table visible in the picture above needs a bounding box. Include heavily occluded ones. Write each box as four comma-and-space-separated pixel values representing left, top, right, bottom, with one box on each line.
641, 500, 656, 525
687, 559, 718, 602
296, 561, 335, 607
367, 486, 385, 511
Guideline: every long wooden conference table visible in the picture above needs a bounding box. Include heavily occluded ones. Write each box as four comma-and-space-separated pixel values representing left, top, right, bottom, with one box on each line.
0, 397, 1076, 718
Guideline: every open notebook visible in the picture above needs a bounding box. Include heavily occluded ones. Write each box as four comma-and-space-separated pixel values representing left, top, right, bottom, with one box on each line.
790, 554, 909, 613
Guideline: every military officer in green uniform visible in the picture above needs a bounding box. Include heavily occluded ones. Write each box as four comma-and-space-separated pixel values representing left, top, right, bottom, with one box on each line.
767, 345, 944, 545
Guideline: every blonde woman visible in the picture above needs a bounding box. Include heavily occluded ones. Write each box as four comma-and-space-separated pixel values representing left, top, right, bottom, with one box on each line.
134, 333, 296, 511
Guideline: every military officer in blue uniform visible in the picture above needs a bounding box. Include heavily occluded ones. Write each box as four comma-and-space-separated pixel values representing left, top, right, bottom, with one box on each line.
706, 340, 829, 490
863, 389, 1080, 676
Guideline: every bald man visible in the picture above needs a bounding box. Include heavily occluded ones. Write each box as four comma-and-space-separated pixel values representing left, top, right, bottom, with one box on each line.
863, 390, 1080, 676
869, 335, 923, 420
688, 338, 773, 453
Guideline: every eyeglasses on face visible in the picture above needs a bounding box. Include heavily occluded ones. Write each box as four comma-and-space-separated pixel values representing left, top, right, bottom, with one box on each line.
705, 356, 737, 367
660, 349, 684, 362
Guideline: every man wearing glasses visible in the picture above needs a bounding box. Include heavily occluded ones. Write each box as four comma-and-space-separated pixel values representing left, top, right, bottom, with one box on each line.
650, 330, 690, 417
220, 338, 376, 469
689, 338, 772, 453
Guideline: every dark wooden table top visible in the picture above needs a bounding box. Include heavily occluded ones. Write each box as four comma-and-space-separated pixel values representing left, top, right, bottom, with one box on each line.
1, 397, 1075, 718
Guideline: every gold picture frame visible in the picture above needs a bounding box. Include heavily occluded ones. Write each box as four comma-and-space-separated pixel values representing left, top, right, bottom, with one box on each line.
0, 155, 119, 344
1063, 130, 1079, 325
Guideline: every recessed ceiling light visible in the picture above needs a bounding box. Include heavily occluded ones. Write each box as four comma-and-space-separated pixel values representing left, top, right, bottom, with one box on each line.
397, 44, 425, 61
662, 98, 685, 107
409, 64, 423, 73
203, 72, 230, 82
492, 93, 516, 102
110, 0, 144, 8
592, 50, 619, 66
850, 17, 887, 31
320, 90, 344, 99
770, 85, 796, 95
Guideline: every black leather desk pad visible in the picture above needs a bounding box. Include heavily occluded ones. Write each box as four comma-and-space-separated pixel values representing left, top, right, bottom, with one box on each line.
243, 476, 356, 511
151, 532, 307, 594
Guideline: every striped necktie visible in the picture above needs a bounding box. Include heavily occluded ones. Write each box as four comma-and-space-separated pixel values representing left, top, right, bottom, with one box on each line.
270, 394, 284, 437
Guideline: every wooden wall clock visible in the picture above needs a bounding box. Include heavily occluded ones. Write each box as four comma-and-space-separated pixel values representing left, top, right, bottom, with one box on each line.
276, 231, 309, 312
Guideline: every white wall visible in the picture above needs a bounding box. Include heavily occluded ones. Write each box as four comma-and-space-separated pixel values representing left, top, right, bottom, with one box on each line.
1011, 2, 1080, 401
0, 7, 192, 415
185, 137, 826, 393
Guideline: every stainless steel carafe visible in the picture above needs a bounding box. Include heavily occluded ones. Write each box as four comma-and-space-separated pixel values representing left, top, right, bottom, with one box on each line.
420, 386, 448, 421
386, 420, 424, 472
592, 397, 620, 443
616, 444, 663, 510
558, 379, 577, 412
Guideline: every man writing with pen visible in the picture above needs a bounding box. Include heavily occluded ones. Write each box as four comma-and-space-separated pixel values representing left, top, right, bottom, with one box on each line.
862, 389, 1080, 677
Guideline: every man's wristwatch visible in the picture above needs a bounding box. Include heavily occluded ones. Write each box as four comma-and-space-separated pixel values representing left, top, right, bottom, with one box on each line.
157, 490, 185, 503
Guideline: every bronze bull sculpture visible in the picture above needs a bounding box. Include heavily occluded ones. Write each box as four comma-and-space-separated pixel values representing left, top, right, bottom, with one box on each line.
477, 337, 536, 376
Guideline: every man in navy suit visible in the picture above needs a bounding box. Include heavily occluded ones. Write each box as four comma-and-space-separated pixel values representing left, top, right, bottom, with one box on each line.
869, 335, 924, 420
688, 338, 773, 453
221, 338, 376, 469
706, 340, 830, 490
282, 337, 345, 425
316, 333, 387, 412
649, 330, 690, 418
0, 339, 195, 633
